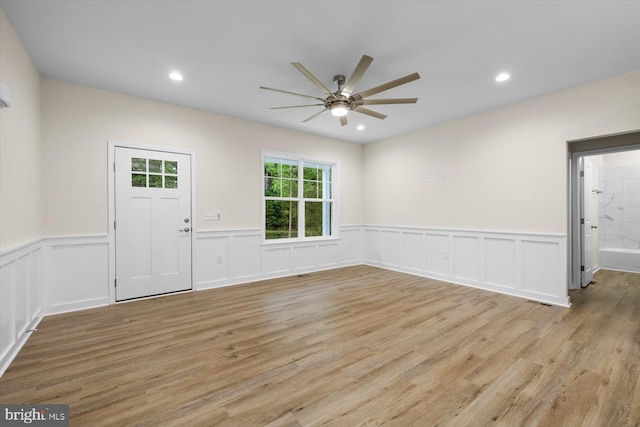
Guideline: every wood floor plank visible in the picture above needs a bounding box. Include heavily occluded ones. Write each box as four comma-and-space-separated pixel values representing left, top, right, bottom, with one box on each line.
1, 265, 639, 425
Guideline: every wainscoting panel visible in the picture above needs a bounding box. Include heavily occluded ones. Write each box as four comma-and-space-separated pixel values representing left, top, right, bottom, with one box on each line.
381, 231, 400, 267
364, 229, 381, 264
195, 227, 363, 290
484, 238, 516, 289
399, 232, 422, 272
0, 261, 15, 365
14, 255, 30, 339
47, 237, 110, 314
292, 245, 316, 271
317, 243, 339, 267
0, 240, 44, 377
263, 247, 291, 274
425, 233, 449, 277
231, 233, 262, 280
364, 226, 569, 307
339, 227, 363, 264
521, 240, 562, 298
196, 235, 230, 285
453, 236, 480, 283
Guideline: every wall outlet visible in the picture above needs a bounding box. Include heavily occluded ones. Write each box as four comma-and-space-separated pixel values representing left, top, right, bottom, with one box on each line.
442, 168, 448, 178
442, 251, 448, 259
425, 170, 432, 179
216, 255, 222, 264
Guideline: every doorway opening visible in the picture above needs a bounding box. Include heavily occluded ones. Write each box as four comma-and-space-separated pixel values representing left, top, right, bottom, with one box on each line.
568, 131, 640, 290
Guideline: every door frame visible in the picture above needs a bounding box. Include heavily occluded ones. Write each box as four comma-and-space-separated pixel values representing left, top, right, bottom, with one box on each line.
108, 140, 197, 304
567, 131, 640, 290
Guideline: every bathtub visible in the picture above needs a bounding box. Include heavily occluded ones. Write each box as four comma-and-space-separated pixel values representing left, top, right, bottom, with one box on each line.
598, 247, 640, 273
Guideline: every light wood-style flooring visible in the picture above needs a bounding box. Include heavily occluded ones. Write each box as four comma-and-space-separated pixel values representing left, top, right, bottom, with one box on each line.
2, 265, 640, 426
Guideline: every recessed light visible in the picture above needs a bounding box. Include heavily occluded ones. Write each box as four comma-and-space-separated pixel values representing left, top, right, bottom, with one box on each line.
356, 124, 365, 131
495, 72, 510, 82
169, 71, 183, 81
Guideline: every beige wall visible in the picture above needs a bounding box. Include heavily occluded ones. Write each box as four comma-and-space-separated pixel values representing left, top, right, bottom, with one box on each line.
40, 78, 363, 236
4, 9, 640, 244
362, 70, 640, 234
0, 9, 41, 250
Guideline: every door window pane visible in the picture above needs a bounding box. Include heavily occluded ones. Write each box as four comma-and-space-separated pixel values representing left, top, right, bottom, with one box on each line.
165, 175, 178, 189
149, 175, 162, 188
132, 174, 147, 187
165, 161, 178, 174
132, 158, 146, 172
149, 159, 162, 173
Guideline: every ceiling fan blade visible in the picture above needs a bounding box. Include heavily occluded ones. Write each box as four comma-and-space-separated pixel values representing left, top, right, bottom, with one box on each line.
270, 104, 325, 110
302, 108, 328, 123
342, 55, 374, 95
356, 72, 421, 99
360, 98, 418, 105
291, 62, 336, 97
339, 115, 348, 127
353, 106, 387, 120
260, 86, 325, 101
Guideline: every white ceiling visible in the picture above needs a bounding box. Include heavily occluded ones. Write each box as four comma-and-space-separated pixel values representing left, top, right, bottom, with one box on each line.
2, 1, 640, 144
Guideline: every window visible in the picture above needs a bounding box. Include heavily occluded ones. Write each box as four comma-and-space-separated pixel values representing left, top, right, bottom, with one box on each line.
263, 153, 335, 241
131, 157, 178, 189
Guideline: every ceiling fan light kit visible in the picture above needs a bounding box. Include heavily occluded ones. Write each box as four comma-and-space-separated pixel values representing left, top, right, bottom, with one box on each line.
261, 55, 420, 127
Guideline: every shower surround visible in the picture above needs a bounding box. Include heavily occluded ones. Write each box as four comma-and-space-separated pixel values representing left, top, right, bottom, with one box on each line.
598, 163, 640, 272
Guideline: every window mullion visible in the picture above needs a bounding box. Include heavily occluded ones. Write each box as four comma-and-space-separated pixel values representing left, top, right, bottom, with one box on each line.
298, 160, 305, 238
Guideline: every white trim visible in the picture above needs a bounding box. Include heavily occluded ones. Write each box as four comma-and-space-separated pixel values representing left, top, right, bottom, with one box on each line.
107, 140, 197, 304
363, 224, 566, 238
0, 238, 43, 259
567, 141, 640, 291
261, 236, 340, 246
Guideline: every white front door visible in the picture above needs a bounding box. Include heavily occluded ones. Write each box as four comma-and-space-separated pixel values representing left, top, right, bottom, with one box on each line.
115, 147, 192, 301
581, 157, 595, 286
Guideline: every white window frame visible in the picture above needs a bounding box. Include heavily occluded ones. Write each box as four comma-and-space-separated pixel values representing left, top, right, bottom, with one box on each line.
262, 150, 338, 243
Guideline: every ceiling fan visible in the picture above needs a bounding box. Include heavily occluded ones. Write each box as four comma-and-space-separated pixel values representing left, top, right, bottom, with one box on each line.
260, 55, 420, 127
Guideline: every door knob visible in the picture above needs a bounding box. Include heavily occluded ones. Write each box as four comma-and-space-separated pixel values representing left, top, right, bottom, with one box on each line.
180, 227, 190, 232
591, 225, 598, 229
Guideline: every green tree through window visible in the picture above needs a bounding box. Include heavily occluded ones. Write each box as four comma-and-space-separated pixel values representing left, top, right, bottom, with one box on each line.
263, 154, 334, 240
